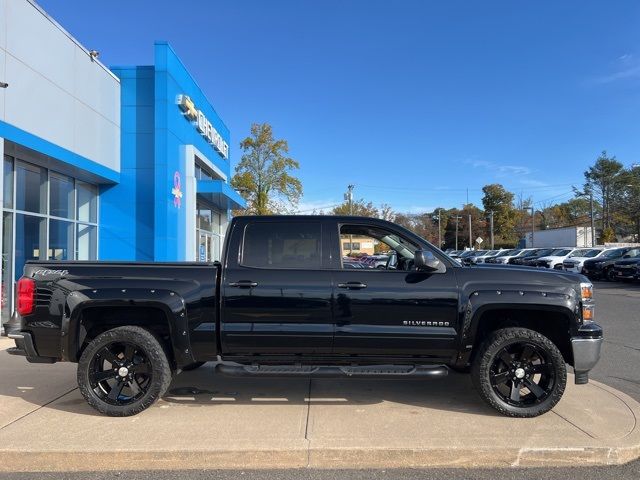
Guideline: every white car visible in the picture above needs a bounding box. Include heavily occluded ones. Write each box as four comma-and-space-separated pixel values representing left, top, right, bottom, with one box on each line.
533, 248, 579, 269
562, 248, 609, 273
487, 248, 532, 264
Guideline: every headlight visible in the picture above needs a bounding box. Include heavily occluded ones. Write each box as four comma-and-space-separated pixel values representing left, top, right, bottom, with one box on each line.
580, 282, 593, 300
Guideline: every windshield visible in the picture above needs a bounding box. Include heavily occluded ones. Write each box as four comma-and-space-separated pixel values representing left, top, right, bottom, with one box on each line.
534, 249, 554, 257
584, 249, 602, 258
626, 248, 640, 258
601, 248, 624, 258
550, 249, 572, 256
569, 249, 591, 258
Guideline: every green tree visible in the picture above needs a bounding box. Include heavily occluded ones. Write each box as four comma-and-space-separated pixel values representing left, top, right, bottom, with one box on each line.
481, 184, 518, 245
332, 199, 379, 217
580, 151, 624, 231
231, 123, 302, 215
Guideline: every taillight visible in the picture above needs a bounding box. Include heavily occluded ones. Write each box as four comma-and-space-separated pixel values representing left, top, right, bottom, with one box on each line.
17, 278, 36, 316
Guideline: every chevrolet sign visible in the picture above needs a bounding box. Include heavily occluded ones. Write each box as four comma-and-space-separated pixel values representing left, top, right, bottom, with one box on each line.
178, 94, 229, 159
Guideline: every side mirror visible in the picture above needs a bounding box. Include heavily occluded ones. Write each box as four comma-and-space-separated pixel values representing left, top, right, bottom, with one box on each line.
414, 250, 441, 271
623, 254, 631, 259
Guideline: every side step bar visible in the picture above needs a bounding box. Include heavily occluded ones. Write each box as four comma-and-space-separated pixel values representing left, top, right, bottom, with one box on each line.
216, 364, 448, 378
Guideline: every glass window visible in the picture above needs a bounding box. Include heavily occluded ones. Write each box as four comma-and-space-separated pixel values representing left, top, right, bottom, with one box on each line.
197, 207, 212, 232
15, 162, 47, 213
2, 212, 13, 322
48, 219, 74, 260
339, 225, 419, 271
50, 173, 74, 219
211, 211, 221, 234
14, 214, 46, 281
76, 224, 97, 260
3, 156, 13, 209
242, 222, 322, 269
77, 182, 97, 223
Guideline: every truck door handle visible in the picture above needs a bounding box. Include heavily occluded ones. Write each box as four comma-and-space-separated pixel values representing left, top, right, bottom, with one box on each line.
338, 282, 367, 290
229, 280, 258, 288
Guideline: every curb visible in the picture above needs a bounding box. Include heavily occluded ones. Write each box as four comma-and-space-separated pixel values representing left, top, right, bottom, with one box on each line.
1, 444, 639, 472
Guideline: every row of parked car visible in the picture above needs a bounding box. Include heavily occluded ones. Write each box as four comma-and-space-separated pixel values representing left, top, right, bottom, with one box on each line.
444, 246, 640, 282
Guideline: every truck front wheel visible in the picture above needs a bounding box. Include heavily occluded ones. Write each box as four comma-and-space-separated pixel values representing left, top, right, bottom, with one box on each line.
77, 326, 172, 416
471, 327, 567, 417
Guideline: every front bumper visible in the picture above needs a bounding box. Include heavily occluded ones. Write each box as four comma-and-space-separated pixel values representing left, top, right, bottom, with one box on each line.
571, 323, 603, 385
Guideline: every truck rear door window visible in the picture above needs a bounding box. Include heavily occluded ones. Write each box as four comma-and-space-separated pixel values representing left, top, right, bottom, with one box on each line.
241, 222, 322, 269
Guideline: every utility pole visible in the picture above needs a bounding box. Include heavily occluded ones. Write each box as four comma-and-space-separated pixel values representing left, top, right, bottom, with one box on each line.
454, 215, 462, 250
530, 207, 535, 247
468, 214, 472, 249
345, 184, 355, 255
489, 211, 494, 249
589, 192, 595, 247
437, 209, 442, 248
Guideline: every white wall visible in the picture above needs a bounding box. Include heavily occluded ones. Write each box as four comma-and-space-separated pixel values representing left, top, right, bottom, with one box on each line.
0, 0, 120, 172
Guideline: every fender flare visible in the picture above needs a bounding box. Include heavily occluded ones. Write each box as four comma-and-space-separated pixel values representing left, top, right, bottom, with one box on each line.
60, 287, 195, 367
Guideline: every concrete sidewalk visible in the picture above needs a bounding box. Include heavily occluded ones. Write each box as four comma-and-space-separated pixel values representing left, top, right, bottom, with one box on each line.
0, 337, 639, 471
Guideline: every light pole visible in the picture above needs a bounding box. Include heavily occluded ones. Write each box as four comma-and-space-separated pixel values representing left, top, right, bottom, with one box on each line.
454, 215, 462, 250
468, 214, 472, 249
529, 207, 535, 247
489, 211, 494, 249
345, 184, 355, 254
432, 209, 442, 248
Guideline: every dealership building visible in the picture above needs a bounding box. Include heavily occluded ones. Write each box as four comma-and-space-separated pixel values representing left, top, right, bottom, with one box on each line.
0, 0, 244, 320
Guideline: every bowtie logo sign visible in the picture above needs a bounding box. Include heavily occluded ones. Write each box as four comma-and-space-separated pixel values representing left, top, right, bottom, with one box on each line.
172, 171, 183, 208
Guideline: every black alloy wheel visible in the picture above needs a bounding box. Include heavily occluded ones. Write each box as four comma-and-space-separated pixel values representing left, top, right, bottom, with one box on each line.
606, 267, 617, 281
78, 326, 172, 416
488, 342, 555, 407
472, 327, 566, 417
88, 341, 152, 405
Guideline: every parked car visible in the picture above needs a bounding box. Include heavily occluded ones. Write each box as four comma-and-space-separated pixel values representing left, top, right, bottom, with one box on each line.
343, 259, 365, 269
508, 248, 547, 265
521, 249, 556, 266
487, 249, 528, 264
458, 249, 484, 264
530, 248, 579, 269
473, 249, 511, 264
636, 263, 640, 282
4, 215, 602, 418
612, 251, 640, 282
562, 248, 607, 273
582, 247, 640, 281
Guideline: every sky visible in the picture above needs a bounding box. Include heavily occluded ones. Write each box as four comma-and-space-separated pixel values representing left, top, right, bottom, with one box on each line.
38, 0, 640, 214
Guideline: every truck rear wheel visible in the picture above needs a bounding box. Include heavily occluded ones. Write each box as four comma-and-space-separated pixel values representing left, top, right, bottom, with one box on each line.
77, 326, 172, 416
471, 327, 566, 417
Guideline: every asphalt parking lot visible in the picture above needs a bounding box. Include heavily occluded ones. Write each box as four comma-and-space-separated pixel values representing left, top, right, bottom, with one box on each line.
1, 280, 639, 480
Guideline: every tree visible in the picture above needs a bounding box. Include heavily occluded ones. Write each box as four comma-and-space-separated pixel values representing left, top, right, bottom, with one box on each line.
579, 151, 624, 231
231, 123, 302, 215
332, 199, 379, 217
481, 184, 519, 245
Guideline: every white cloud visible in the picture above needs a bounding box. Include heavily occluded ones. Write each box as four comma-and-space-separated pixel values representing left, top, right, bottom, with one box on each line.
589, 53, 640, 85
465, 159, 532, 177
294, 198, 341, 214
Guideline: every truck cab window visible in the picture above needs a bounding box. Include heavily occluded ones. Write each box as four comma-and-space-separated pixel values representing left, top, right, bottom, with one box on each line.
242, 222, 322, 269
339, 225, 419, 271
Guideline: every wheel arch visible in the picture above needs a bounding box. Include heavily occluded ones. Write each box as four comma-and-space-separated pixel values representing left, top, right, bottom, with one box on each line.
463, 304, 575, 367
63, 288, 195, 368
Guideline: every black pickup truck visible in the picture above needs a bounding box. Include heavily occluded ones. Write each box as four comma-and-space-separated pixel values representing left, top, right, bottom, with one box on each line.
3, 215, 603, 418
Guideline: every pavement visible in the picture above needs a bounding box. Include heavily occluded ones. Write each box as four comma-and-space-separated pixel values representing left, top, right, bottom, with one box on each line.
0, 330, 639, 473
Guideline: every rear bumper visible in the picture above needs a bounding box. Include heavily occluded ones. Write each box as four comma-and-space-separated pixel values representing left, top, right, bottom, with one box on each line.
6, 332, 57, 364
571, 323, 603, 385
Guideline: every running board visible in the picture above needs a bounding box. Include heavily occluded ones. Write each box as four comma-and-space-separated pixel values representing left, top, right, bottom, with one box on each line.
215, 364, 448, 378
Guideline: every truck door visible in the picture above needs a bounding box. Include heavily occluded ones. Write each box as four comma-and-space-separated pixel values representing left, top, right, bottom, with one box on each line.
330, 222, 459, 362
220, 219, 334, 355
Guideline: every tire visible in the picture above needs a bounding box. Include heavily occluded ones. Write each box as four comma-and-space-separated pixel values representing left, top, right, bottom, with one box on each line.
471, 327, 566, 417
77, 326, 172, 417
606, 268, 617, 282
181, 361, 206, 371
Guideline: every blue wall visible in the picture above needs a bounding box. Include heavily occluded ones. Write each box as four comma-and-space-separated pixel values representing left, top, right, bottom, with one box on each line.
100, 42, 232, 261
